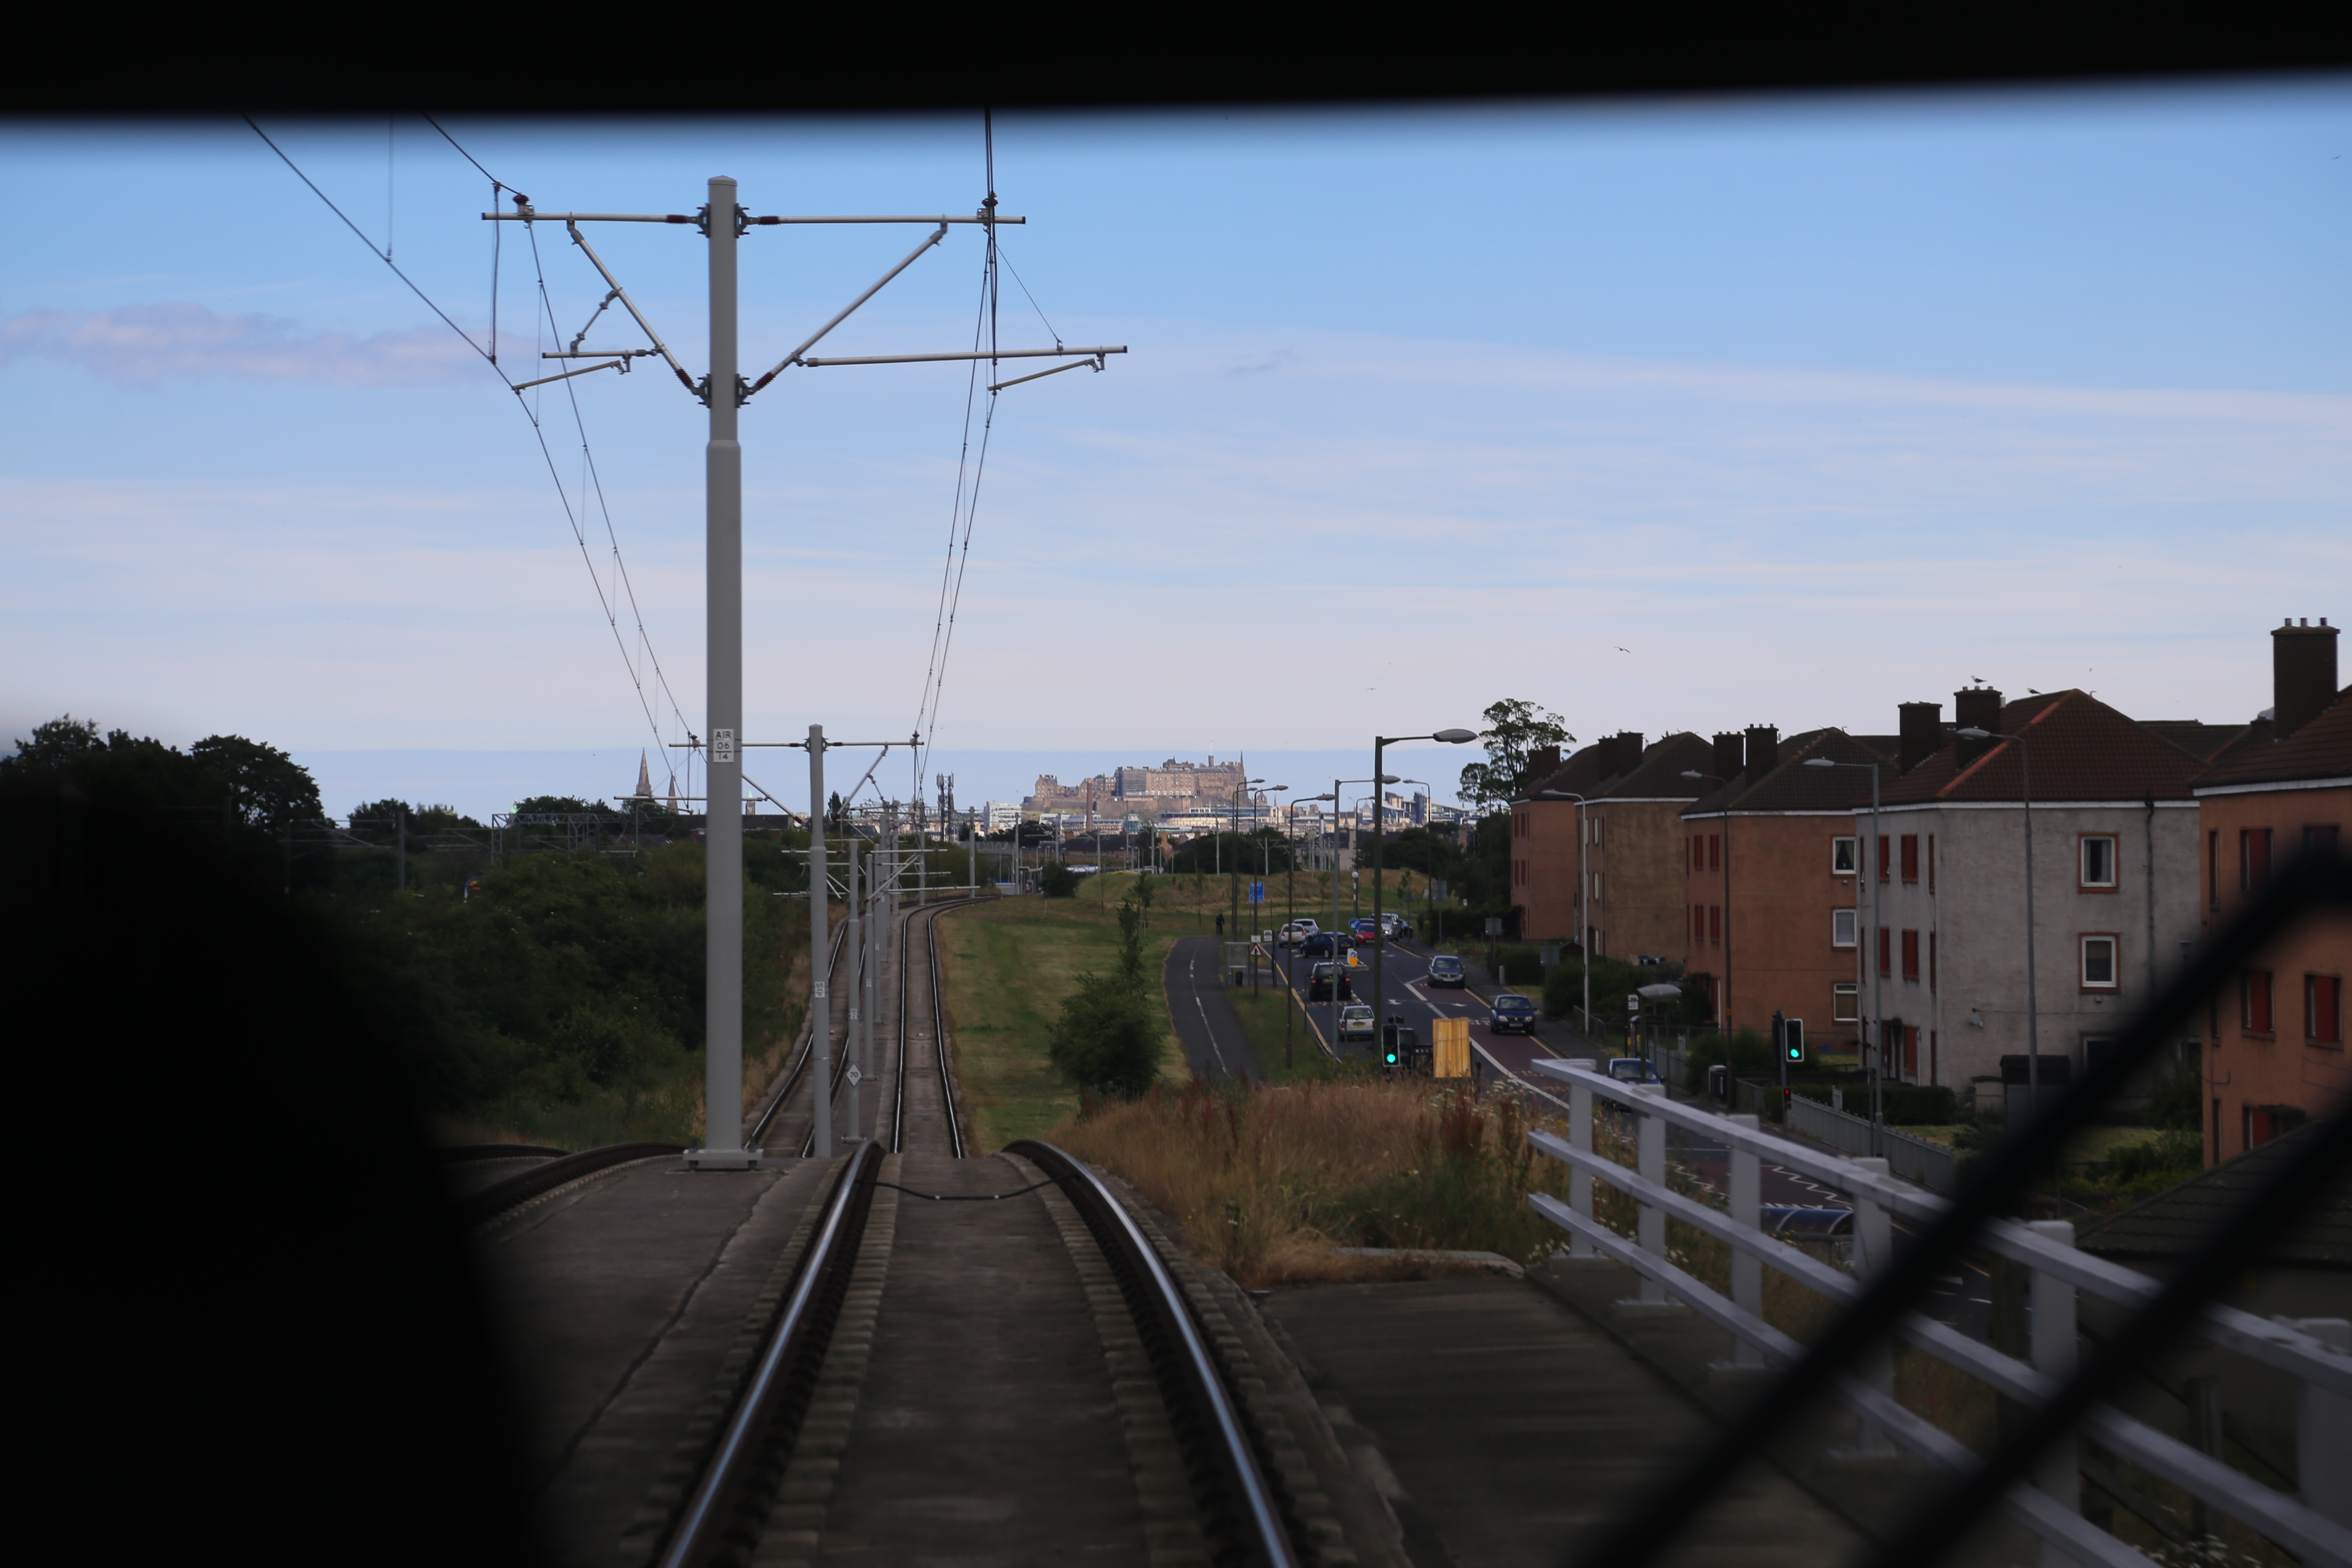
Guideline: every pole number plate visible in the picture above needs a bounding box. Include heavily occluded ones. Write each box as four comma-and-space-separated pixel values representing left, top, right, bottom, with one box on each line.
713, 728, 738, 763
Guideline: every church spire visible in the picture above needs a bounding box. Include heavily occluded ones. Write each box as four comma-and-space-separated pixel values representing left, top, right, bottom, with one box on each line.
634, 750, 654, 800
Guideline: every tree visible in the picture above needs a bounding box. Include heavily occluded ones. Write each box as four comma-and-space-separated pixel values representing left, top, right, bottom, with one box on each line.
190, 734, 323, 830
1039, 861, 1082, 898
1047, 974, 1163, 1097
1455, 698, 1572, 812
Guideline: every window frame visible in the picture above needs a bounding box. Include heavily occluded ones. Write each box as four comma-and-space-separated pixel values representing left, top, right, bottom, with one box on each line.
1831, 836, 1858, 875
1878, 926, 1892, 977
2079, 833, 2119, 891
1901, 928, 1920, 980
1900, 834, 1920, 883
2242, 968, 2275, 1035
2079, 933, 2120, 990
1832, 908, 1857, 948
2309, 973, 2344, 1047
1877, 834, 1891, 883
1832, 982, 1860, 1023
2241, 827, 2272, 893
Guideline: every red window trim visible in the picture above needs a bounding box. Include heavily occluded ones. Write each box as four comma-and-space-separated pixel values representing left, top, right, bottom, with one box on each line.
1877, 835, 1891, 883
2243, 968, 2275, 1035
1901, 928, 1920, 981
2308, 974, 2344, 1047
1900, 834, 1919, 883
1878, 926, 1892, 977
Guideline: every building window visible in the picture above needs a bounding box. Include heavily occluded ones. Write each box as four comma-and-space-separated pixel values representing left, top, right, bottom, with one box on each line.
1832, 908, 1857, 948
1878, 926, 1892, 977
2240, 827, 2272, 893
1903, 1025, 1919, 1077
2242, 969, 2274, 1034
2080, 834, 2118, 889
1691, 905, 1704, 944
1902, 929, 1920, 980
1592, 817, 1603, 845
1833, 982, 1859, 1023
1900, 834, 1920, 882
1877, 835, 1891, 882
2208, 830, 2220, 911
1709, 834, 1721, 870
2310, 974, 2344, 1046
1690, 834, 1701, 871
1831, 836, 1858, 874
2080, 934, 2119, 989
1709, 905, 1721, 944
1928, 835, 1936, 893
1929, 932, 1937, 992
1591, 871, 1603, 900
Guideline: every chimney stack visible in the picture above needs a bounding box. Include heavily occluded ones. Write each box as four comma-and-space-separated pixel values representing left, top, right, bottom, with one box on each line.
1525, 745, 1562, 787
1954, 686, 2003, 767
1711, 732, 1743, 787
2273, 618, 2340, 739
1899, 701, 1944, 774
1744, 725, 1779, 778
1602, 731, 1645, 776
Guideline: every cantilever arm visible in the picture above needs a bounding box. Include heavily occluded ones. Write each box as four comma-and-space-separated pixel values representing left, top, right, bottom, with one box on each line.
745, 224, 948, 396
564, 221, 696, 394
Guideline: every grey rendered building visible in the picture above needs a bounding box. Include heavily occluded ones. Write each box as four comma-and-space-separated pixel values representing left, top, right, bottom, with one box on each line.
1870, 687, 2207, 1099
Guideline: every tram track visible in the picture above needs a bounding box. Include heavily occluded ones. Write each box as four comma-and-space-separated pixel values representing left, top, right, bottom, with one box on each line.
889, 895, 970, 1157
637, 1139, 1305, 1568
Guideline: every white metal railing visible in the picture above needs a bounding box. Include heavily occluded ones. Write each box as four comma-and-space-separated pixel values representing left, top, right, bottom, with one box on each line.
1784, 1093, 1959, 1194
1528, 1057, 2352, 1568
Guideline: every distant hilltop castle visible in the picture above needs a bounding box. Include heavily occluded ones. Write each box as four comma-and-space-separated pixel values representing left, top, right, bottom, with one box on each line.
1024, 756, 1251, 820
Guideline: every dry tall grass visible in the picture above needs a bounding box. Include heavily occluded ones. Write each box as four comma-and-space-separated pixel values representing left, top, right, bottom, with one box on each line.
1049, 1076, 1571, 1287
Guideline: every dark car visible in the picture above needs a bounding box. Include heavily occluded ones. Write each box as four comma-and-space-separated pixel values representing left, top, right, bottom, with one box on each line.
1308, 962, 1355, 1002
1426, 955, 1467, 988
1299, 932, 1341, 960
1489, 992, 1538, 1035
1349, 917, 1380, 946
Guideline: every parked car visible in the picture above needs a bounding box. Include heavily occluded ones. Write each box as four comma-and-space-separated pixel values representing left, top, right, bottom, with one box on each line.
1426, 955, 1467, 989
1349, 917, 1380, 945
1337, 1003, 1376, 1041
1299, 932, 1341, 960
1488, 992, 1538, 1034
1607, 1056, 1664, 1084
1378, 912, 1414, 942
1308, 962, 1355, 1002
1278, 919, 1319, 945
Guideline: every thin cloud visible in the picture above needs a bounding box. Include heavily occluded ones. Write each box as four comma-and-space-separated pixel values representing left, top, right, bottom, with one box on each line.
0, 303, 481, 389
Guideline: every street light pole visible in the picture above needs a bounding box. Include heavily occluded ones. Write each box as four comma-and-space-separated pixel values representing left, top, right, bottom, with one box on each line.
1542, 790, 1590, 1038
1371, 729, 1478, 1064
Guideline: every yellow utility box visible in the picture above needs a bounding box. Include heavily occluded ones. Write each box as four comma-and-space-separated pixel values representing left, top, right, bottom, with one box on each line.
1432, 1016, 1471, 1079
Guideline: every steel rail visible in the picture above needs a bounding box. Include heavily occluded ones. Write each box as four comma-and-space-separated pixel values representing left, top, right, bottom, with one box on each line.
458, 1142, 684, 1227
929, 903, 968, 1158
887, 898, 975, 1156
1005, 1140, 1300, 1568
651, 1141, 881, 1568
746, 920, 851, 1147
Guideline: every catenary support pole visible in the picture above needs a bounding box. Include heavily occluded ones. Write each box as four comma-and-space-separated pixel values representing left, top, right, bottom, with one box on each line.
693, 174, 753, 1168
844, 835, 861, 1140
807, 725, 832, 1158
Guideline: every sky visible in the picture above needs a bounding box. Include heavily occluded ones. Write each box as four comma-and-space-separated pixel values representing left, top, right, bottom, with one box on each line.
3, 84, 2347, 820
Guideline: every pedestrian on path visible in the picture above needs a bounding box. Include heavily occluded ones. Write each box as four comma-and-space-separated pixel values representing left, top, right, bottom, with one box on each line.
1215, 912, 1225, 937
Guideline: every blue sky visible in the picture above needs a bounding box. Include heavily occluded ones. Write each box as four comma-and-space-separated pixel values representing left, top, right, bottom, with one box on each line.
3, 84, 2346, 818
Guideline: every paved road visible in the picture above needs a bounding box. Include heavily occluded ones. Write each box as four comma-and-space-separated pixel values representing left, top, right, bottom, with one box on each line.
1272, 925, 1998, 1341
1166, 934, 1263, 1081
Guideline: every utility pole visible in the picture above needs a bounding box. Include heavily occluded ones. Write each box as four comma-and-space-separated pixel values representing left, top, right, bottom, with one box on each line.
805, 726, 831, 1158
843, 833, 862, 1142
487, 172, 1122, 1169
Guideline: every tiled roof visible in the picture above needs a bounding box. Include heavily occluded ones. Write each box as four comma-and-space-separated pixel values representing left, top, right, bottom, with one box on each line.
2076, 1124, 2352, 1269
2140, 720, 2251, 763
2194, 686, 2352, 790
1878, 690, 2207, 806
1597, 733, 1715, 801
1683, 729, 1887, 816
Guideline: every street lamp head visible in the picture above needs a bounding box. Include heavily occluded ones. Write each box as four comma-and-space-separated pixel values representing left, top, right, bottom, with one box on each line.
1378, 774, 1400, 784
1803, 758, 1836, 768
1433, 728, 1479, 744
1954, 727, 1993, 740
1680, 770, 1709, 781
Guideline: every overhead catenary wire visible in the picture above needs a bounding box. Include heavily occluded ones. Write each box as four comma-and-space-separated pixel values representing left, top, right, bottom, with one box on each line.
246, 115, 698, 808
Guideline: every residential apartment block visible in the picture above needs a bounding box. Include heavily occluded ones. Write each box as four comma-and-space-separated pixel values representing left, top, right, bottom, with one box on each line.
1513, 732, 1710, 958
1874, 686, 2207, 1101
1680, 726, 1894, 1050
2193, 619, 2349, 1166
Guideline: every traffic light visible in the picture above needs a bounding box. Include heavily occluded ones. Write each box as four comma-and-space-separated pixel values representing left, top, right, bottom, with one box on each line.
1384, 1045, 1400, 1066
1782, 1017, 1806, 1064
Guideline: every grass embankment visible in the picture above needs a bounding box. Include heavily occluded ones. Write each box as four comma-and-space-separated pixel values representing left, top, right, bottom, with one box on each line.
936, 874, 1191, 1150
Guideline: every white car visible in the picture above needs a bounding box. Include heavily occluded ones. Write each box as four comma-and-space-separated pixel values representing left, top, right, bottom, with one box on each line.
1279, 919, 1320, 945
1337, 1003, 1376, 1041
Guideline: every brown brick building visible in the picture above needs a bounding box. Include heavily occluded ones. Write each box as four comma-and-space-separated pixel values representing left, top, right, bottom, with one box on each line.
2193, 620, 2349, 1166
1681, 726, 1895, 1050
1513, 733, 1712, 959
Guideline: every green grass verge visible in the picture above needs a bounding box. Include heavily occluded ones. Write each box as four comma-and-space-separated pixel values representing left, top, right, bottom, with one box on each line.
935, 877, 1186, 1152
1227, 985, 1363, 1084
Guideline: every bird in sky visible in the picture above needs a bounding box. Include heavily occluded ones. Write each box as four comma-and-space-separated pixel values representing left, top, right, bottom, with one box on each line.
1617, 646, 1631, 654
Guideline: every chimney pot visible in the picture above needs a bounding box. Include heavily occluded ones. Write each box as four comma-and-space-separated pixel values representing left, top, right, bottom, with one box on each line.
1899, 701, 1945, 774
1743, 724, 1779, 778
2271, 619, 2340, 739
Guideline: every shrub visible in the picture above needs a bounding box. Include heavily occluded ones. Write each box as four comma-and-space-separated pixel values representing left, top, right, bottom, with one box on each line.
1788, 1082, 1957, 1125
1047, 973, 1163, 1097
1038, 862, 1082, 898
1681, 1028, 1773, 1093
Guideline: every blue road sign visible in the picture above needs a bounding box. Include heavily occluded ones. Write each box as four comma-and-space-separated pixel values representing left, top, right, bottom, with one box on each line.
1248, 881, 1265, 903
